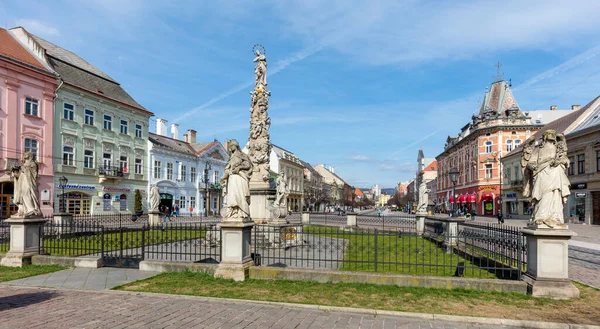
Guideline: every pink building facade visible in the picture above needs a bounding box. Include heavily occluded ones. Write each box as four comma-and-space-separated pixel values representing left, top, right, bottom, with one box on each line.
0, 28, 57, 217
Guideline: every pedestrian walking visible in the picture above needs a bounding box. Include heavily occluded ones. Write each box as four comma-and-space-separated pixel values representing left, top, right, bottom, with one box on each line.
189, 205, 193, 217
497, 210, 504, 224
471, 209, 476, 221
163, 205, 171, 222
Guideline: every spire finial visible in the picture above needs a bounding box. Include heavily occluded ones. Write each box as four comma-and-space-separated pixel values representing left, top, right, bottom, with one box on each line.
495, 61, 504, 81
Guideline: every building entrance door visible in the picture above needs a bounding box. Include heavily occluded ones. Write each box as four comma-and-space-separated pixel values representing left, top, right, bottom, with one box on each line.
0, 182, 17, 218
592, 191, 600, 225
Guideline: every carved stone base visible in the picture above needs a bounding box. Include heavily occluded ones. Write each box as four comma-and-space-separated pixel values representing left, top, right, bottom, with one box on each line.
214, 221, 254, 281
249, 187, 285, 224
522, 276, 580, 299
148, 211, 161, 227
214, 260, 254, 281
527, 221, 568, 230
1, 216, 47, 267
522, 228, 579, 299
0, 254, 32, 267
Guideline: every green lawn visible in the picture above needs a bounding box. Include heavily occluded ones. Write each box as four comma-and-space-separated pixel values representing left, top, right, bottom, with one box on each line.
115, 271, 600, 325
42, 228, 208, 257
303, 226, 500, 278
0, 264, 67, 282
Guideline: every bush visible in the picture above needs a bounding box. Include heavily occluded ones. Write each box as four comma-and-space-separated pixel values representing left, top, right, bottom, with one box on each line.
134, 189, 143, 212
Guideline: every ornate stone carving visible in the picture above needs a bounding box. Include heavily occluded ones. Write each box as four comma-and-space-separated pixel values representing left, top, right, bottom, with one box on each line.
11, 152, 42, 218
274, 170, 289, 207
417, 181, 430, 214
150, 185, 160, 212
522, 130, 570, 228
134, 148, 143, 157
119, 145, 129, 155
63, 135, 76, 147
248, 46, 272, 183
103, 143, 113, 153
221, 140, 253, 220
209, 150, 224, 161
83, 138, 95, 150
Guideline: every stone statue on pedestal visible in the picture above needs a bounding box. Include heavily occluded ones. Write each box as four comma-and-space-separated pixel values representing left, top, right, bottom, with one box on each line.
521, 130, 571, 228
274, 170, 289, 207
221, 139, 253, 220
253, 49, 267, 89
150, 185, 160, 212
11, 152, 42, 218
417, 181, 430, 214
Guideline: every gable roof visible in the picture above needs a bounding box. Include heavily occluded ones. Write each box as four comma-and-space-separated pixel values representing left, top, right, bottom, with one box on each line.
33, 35, 116, 82
567, 96, 600, 135
300, 160, 321, 178
149, 133, 196, 156
422, 160, 437, 172
0, 28, 50, 72
478, 80, 522, 117
28, 34, 149, 113
191, 141, 219, 156
505, 95, 600, 157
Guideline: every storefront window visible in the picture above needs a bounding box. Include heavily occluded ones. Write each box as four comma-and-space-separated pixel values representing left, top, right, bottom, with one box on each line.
60, 192, 91, 215
507, 202, 518, 215
120, 194, 127, 211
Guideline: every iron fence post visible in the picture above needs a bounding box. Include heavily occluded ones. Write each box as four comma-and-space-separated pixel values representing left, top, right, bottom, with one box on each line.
141, 225, 146, 261
374, 229, 378, 272
517, 230, 523, 280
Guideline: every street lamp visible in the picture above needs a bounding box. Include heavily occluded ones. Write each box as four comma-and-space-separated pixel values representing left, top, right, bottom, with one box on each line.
59, 176, 68, 213
203, 162, 212, 217
448, 168, 459, 217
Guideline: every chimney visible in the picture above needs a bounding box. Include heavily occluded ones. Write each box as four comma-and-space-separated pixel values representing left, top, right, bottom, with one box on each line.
183, 133, 188, 143
329, 166, 335, 173
550, 105, 557, 111
156, 118, 167, 136
572, 104, 581, 111
187, 129, 197, 144
170, 123, 179, 139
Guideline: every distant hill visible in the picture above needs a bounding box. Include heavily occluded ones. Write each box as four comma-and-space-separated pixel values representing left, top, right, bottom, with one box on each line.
381, 188, 396, 195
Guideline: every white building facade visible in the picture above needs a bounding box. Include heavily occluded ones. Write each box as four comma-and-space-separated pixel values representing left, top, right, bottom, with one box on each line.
148, 120, 228, 216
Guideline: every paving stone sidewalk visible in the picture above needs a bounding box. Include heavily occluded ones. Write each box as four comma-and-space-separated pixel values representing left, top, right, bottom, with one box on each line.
0, 287, 536, 329
0, 268, 159, 290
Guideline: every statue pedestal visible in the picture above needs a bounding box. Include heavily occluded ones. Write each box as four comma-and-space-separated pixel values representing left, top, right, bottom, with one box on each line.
53, 213, 73, 235
148, 211, 161, 227
214, 220, 254, 281
1, 216, 47, 267
415, 213, 427, 236
346, 212, 357, 228
521, 228, 579, 299
249, 181, 287, 225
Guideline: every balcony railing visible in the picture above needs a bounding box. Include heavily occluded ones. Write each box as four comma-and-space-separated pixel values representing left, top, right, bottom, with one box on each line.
511, 180, 523, 187
98, 165, 129, 178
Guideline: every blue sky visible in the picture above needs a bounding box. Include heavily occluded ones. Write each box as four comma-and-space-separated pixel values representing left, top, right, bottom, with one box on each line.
4, 0, 600, 188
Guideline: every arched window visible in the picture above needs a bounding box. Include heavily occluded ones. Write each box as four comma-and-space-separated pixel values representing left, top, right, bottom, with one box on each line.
514, 139, 521, 147
485, 141, 492, 153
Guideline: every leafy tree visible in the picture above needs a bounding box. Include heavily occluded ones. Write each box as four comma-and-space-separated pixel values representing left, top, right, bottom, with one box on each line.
134, 189, 143, 213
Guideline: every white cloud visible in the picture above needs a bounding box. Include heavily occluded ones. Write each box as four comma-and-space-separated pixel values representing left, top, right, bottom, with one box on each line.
271, 0, 600, 65
15, 19, 60, 37
350, 154, 370, 161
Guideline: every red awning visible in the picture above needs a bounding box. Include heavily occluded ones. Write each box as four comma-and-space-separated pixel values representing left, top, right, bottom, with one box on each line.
481, 192, 494, 201
458, 195, 466, 203
468, 194, 477, 203
448, 196, 455, 203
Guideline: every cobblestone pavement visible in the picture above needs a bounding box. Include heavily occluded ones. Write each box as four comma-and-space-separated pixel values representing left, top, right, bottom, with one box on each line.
0, 287, 532, 329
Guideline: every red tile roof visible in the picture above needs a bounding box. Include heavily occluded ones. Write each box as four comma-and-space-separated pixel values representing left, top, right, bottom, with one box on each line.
0, 28, 46, 70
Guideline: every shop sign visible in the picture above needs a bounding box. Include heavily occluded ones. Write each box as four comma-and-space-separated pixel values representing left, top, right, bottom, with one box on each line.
571, 183, 587, 190
160, 193, 173, 200
506, 193, 517, 198
58, 184, 96, 190
103, 186, 131, 193
575, 192, 587, 199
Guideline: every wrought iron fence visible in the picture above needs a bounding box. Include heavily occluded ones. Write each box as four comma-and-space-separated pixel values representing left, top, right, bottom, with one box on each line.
0, 221, 10, 253
456, 221, 526, 278
41, 221, 104, 257
305, 213, 347, 226
252, 223, 524, 279
144, 222, 221, 263
356, 214, 416, 232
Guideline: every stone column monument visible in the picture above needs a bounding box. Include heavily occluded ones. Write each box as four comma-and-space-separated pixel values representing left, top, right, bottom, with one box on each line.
214, 139, 255, 281
520, 130, 579, 299
1, 152, 47, 267
246, 45, 287, 225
